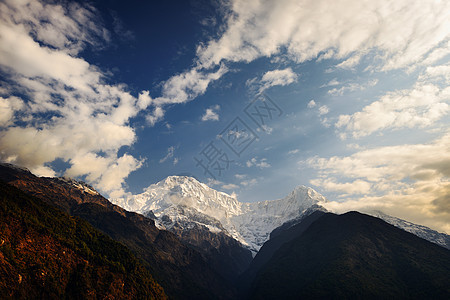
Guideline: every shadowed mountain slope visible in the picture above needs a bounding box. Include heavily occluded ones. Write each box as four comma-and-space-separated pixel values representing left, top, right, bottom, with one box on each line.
249, 212, 450, 299
0, 180, 166, 299
0, 164, 235, 299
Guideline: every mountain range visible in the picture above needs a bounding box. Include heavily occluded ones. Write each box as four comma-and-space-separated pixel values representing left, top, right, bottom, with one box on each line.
113, 175, 450, 252
0, 164, 236, 299
1, 163, 450, 299
113, 175, 327, 254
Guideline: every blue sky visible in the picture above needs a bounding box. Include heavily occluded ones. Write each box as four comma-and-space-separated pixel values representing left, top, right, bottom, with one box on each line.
0, 0, 449, 233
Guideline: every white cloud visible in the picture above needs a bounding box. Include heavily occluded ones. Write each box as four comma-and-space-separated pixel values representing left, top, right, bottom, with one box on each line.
138, 0, 450, 128
146, 106, 165, 126
137, 90, 153, 110
256, 125, 273, 134
306, 132, 450, 233
0, 0, 109, 56
288, 149, 300, 155
240, 178, 257, 187
328, 79, 378, 96
346, 143, 363, 150
318, 105, 329, 116
246, 157, 271, 169
159, 146, 175, 163
207, 178, 223, 187
259, 68, 297, 92
0, 96, 24, 126
153, 65, 228, 106
222, 183, 239, 190
137, 65, 227, 124
321, 78, 340, 87
335, 54, 361, 69
30, 165, 56, 178
67, 153, 143, 193
420, 41, 450, 67
307, 100, 316, 108
336, 82, 449, 139
308, 101, 330, 126
420, 63, 450, 84
234, 173, 246, 180
0, 0, 145, 197
196, 0, 450, 72
309, 178, 372, 195
201, 104, 220, 121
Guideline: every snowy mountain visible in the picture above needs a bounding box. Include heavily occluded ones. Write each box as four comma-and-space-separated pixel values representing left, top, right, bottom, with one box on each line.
369, 210, 450, 250
112, 175, 450, 253
112, 176, 327, 252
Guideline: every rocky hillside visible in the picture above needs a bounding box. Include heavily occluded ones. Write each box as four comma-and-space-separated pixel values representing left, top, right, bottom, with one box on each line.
0, 164, 235, 299
0, 180, 166, 299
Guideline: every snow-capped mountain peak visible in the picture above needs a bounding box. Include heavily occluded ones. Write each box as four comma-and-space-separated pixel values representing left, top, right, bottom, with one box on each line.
113, 176, 327, 253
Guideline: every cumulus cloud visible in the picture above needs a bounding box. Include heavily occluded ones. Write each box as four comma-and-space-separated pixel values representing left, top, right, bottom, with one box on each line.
306, 132, 450, 233
307, 100, 316, 108
201, 104, 220, 121
206, 178, 223, 187
146, 106, 165, 126
196, 0, 450, 71
308, 100, 330, 126
222, 183, 239, 190
143, 0, 450, 125
318, 105, 329, 116
335, 54, 361, 69
259, 68, 297, 92
153, 65, 228, 106
0, 0, 145, 197
420, 63, 450, 84
328, 79, 378, 96
0, 96, 24, 126
240, 178, 258, 187
321, 79, 340, 87
246, 157, 271, 169
309, 178, 372, 195
336, 82, 449, 139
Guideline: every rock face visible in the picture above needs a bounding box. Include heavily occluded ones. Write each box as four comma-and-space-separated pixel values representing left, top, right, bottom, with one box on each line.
114, 175, 327, 253
0, 164, 236, 300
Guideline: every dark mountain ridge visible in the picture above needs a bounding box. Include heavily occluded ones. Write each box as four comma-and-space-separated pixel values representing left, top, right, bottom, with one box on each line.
2, 163, 450, 300
0, 180, 166, 299
239, 210, 326, 292
0, 163, 235, 299
248, 211, 450, 299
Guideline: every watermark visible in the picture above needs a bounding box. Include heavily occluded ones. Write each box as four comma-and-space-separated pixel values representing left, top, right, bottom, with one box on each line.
220, 117, 258, 157
244, 94, 282, 130
194, 94, 283, 179
194, 141, 234, 178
